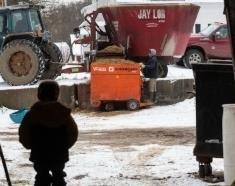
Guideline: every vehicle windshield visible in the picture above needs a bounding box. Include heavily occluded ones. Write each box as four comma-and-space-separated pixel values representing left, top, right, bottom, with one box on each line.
200, 23, 221, 36
29, 9, 42, 32
12, 11, 28, 32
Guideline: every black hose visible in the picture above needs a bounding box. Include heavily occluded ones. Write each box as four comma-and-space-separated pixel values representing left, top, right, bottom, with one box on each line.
0, 145, 12, 186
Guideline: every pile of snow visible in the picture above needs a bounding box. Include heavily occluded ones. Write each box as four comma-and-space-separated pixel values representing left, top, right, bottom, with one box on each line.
0, 96, 195, 130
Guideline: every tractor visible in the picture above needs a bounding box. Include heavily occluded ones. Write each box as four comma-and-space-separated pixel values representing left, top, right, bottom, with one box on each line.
0, 4, 63, 86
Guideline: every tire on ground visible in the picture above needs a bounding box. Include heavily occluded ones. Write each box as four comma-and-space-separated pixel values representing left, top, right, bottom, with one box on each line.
184, 49, 205, 69
41, 42, 63, 80
158, 61, 168, 78
0, 39, 45, 86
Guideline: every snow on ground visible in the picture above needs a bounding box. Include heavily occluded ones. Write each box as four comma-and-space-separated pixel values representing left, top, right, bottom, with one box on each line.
74, 97, 196, 131
0, 98, 224, 186
0, 65, 225, 186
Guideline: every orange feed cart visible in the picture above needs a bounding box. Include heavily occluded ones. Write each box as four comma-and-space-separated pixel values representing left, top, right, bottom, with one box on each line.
90, 62, 149, 111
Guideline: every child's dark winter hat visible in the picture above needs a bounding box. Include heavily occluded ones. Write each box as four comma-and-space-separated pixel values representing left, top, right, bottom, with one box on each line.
38, 80, 60, 101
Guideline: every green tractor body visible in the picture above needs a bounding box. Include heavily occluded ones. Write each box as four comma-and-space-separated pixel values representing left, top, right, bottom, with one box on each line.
0, 5, 63, 85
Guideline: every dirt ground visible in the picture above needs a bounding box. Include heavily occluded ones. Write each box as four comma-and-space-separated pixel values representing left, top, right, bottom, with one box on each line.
0, 126, 195, 185
78, 127, 195, 148
0, 127, 195, 145
0, 125, 224, 186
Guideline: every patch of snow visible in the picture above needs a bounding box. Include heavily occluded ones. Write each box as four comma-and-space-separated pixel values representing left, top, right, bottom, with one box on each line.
1, 64, 219, 186
75, 97, 196, 131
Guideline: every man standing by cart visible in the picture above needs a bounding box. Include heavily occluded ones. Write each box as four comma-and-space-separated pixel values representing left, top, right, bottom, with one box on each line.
142, 48, 158, 103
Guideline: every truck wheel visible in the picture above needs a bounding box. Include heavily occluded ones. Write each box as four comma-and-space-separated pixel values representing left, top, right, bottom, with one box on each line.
127, 99, 140, 111
41, 43, 63, 79
158, 61, 168, 78
184, 49, 204, 69
0, 39, 45, 85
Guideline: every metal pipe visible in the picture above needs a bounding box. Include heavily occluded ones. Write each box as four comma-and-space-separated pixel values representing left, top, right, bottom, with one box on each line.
0, 145, 12, 186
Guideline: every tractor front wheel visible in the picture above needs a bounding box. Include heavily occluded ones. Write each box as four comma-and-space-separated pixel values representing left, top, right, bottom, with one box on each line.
41, 43, 63, 80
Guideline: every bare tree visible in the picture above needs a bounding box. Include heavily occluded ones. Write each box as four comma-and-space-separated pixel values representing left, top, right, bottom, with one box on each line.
6, 0, 91, 46
7, 0, 57, 6
42, 1, 91, 45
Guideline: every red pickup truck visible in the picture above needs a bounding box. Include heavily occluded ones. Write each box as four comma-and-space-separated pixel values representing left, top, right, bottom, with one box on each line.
181, 22, 232, 68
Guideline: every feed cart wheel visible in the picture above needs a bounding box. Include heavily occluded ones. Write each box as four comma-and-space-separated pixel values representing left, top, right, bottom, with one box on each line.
0, 39, 45, 85
104, 102, 115, 112
41, 42, 63, 79
127, 100, 140, 111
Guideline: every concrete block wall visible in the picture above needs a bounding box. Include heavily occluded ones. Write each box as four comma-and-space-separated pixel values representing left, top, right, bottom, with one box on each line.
156, 79, 194, 104
0, 78, 194, 110
0, 85, 76, 110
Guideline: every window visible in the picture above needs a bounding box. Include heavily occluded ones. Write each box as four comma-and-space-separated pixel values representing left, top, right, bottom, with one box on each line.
216, 27, 228, 39
0, 15, 5, 33
12, 11, 28, 32
29, 10, 42, 32
195, 24, 201, 33
200, 23, 221, 36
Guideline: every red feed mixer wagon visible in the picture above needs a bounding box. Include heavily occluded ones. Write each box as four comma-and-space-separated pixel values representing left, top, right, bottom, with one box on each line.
75, 1, 199, 111
100, 3, 199, 62
77, 2, 199, 71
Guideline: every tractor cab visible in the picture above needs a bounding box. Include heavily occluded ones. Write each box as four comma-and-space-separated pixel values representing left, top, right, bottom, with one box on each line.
0, 5, 44, 48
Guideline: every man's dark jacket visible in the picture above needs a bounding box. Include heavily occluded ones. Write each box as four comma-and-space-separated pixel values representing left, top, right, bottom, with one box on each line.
143, 56, 158, 78
19, 101, 78, 163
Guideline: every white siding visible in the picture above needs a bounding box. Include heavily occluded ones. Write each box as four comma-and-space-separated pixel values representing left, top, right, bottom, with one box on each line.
192, 2, 226, 32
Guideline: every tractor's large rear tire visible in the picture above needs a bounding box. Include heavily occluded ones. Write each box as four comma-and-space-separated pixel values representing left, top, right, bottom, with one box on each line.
0, 39, 45, 86
158, 60, 168, 78
41, 43, 63, 80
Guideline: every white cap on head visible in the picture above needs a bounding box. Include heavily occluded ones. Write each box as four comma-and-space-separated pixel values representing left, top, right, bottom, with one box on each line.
149, 48, 157, 56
